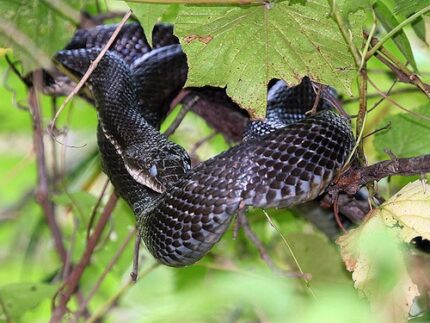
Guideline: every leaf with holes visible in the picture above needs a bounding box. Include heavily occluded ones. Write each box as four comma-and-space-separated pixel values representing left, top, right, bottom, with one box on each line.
0, 0, 82, 73
175, 0, 363, 117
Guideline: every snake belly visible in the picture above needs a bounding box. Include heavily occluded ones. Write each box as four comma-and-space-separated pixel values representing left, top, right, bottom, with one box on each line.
55, 24, 355, 267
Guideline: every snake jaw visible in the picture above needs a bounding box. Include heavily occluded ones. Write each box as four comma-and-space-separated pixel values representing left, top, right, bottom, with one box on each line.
123, 160, 166, 193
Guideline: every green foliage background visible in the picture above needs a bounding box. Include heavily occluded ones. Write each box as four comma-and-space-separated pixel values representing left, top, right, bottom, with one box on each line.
0, 0, 429, 322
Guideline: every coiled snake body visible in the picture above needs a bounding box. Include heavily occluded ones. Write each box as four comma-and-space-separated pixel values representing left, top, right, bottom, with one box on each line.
55, 23, 355, 266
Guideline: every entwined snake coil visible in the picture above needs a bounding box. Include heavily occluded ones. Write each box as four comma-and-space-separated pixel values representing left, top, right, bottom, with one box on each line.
54, 22, 355, 267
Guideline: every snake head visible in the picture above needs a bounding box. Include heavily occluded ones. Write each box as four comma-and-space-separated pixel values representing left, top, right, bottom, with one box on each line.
123, 142, 191, 194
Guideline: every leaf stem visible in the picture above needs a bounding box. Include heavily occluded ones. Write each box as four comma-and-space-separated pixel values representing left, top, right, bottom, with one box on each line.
366, 4, 430, 59
327, 0, 362, 68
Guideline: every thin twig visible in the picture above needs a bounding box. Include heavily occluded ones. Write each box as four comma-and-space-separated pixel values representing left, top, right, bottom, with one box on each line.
51, 193, 118, 322
163, 104, 192, 137
307, 83, 321, 115
28, 73, 68, 265
49, 10, 132, 133
86, 263, 160, 323
343, 87, 419, 105
362, 122, 391, 139
332, 195, 347, 233
262, 210, 316, 300
86, 179, 110, 241
356, 68, 368, 165
237, 208, 304, 278
365, 33, 430, 98
366, 5, 430, 59
368, 78, 430, 121
74, 228, 135, 321
327, 0, 361, 67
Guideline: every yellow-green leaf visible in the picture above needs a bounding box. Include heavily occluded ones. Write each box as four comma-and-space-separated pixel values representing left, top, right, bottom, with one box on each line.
337, 215, 419, 323
379, 179, 430, 243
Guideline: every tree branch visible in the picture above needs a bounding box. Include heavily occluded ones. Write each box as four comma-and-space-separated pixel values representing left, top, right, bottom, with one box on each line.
331, 154, 430, 196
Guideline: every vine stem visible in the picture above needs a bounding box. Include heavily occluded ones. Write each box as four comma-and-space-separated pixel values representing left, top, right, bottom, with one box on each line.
28, 73, 68, 266
49, 10, 132, 132
327, 0, 362, 67
262, 210, 317, 301
50, 193, 118, 322
73, 229, 136, 321
366, 4, 430, 59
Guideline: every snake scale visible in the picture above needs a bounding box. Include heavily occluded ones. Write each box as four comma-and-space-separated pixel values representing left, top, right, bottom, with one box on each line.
54, 22, 355, 266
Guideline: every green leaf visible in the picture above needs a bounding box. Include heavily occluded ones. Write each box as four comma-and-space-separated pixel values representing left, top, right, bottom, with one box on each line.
0, 0, 83, 73
126, 3, 179, 45
52, 191, 98, 222
411, 17, 427, 43
337, 0, 376, 21
0, 282, 58, 320
281, 232, 350, 287
394, 0, 430, 17
373, 105, 430, 159
175, 0, 363, 117
375, 0, 418, 72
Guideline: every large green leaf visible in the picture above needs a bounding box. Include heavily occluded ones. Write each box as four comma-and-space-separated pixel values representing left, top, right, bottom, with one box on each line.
373, 105, 430, 159
126, 3, 179, 44
0, 282, 58, 319
175, 0, 363, 117
375, 0, 418, 72
337, 0, 376, 22
0, 0, 83, 73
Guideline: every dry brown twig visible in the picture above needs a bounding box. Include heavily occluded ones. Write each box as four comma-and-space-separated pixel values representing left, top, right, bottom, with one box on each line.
49, 10, 133, 133
49, 11, 133, 321
28, 71, 68, 266
51, 193, 118, 322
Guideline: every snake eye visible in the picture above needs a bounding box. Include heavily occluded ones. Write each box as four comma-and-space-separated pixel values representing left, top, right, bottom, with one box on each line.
149, 164, 158, 177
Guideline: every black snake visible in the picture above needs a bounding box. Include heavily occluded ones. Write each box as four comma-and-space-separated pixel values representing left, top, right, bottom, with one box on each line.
53, 22, 355, 266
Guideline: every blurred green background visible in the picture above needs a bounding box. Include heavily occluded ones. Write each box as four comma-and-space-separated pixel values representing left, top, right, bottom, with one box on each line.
0, 0, 430, 322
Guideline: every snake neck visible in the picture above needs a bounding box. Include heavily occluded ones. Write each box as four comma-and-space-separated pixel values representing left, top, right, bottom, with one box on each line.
56, 48, 191, 194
